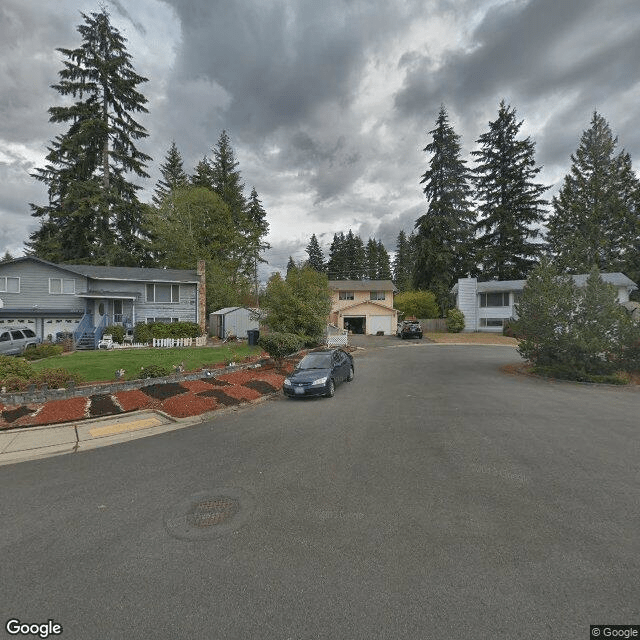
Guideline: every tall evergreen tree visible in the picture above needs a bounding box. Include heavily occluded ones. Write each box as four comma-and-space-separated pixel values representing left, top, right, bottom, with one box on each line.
286, 256, 297, 278
326, 232, 347, 279
414, 106, 474, 309
376, 240, 393, 280
191, 157, 214, 189
546, 112, 640, 276
392, 230, 413, 292
28, 8, 151, 265
344, 230, 365, 279
365, 238, 379, 279
305, 234, 325, 272
472, 100, 548, 280
211, 130, 247, 225
153, 141, 188, 206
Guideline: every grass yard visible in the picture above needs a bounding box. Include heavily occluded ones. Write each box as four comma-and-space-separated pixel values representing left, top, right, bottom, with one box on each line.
29, 344, 264, 383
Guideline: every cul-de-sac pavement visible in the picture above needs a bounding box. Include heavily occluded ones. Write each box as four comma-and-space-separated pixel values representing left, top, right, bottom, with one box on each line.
1, 340, 638, 639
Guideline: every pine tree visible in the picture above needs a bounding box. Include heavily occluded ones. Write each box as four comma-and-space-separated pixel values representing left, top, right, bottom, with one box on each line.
546, 112, 640, 275
191, 157, 213, 189
376, 240, 393, 279
211, 131, 246, 225
392, 230, 413, 292
286, 256, 297, 278
472, 100, 548, 280
365, 238, 379, 279
326, 232, 346, 279
153, 141, 188, 206
28, 8, 151, 265
414, 106, 474, 308
343, 230, 365, 279
305, 234, 325, 272
246, 187, 270, 303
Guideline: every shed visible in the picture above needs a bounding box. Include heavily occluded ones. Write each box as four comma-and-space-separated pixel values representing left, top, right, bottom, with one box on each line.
209, 307, 260, 339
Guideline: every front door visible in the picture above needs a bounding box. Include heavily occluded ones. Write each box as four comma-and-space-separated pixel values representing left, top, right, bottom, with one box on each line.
113, 300, 123, 324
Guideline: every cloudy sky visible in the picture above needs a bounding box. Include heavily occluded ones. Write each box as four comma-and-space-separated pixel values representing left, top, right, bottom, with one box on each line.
2, 0, 639, 275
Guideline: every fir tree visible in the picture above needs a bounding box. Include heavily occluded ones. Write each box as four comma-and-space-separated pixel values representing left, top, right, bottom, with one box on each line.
414, 106, 474, 309
211, 130, 246, 225
28, 8, 151, 265
305, 234, 325, 272
546, 112, 640, 276
376, 240, 392, 280
191, 157, 214, 189
365, 238, 379, 279
326, 232, 347, 279
153, 141, 188, 206
472, 100, 548, 280
344, 230, 365, 279
286, 256, 297, 277
392, 230, 414, 292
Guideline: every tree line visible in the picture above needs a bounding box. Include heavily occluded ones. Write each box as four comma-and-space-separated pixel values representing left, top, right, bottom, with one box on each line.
25, 9, 269, 313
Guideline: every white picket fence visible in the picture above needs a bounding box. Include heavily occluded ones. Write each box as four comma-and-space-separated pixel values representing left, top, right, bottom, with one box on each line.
326, 324, 348, 347
152, 336, 207, 348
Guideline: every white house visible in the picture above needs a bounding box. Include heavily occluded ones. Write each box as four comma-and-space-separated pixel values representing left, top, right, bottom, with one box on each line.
453, 273, 638, 332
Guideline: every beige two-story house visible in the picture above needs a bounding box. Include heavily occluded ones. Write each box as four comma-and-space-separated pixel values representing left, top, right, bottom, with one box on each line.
328, 280, 399, 335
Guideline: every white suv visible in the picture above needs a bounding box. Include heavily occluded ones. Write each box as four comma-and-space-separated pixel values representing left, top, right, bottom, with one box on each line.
0, 325, 42, 356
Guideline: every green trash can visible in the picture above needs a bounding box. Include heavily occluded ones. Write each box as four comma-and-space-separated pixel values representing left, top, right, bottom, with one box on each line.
247, 329, 259, 346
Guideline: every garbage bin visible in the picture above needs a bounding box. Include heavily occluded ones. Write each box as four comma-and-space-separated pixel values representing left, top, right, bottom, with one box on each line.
247, 329, 259, 346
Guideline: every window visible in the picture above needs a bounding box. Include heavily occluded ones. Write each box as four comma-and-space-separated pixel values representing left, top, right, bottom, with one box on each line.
49, 278, 75, 294
339, 291, 354, 300
0, 276, 20, 293
479, 292, 510, 307
146, 284, 180, 303
370, 291, 385, 301
22, 329, 36, 338
11, 330, 24, 340
0, 332, 9, 342
480, 318, 506, 327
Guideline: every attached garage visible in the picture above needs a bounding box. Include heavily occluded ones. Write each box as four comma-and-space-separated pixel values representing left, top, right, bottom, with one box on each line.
369, 315, 393, 335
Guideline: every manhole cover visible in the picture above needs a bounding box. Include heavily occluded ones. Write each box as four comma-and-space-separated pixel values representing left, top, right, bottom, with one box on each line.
186, 497, 239, 527
164, 488, 254, 540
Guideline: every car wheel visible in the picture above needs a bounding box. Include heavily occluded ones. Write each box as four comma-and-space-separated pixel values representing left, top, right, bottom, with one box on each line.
326, 379, 335, 397
346, 366, 354, 382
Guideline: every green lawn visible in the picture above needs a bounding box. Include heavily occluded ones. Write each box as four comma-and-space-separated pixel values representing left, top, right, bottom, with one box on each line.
29, 344, 263, 383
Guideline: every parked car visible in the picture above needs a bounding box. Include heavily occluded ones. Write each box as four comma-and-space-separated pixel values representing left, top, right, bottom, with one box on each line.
0, 325, 42, 356
396, 320, 423, 339
283, 348, 354, 398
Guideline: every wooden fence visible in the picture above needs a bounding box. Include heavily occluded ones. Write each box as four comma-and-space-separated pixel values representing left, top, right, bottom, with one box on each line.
151, 336, 208, 348
419, 318, 448, 333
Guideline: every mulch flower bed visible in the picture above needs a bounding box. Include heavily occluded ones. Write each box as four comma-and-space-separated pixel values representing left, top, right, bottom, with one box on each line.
2, 406, 36, 425
161, 393, 218, 418
243, 380, 277, 394
221, 385, 262, 402
88, 394, 123, 418
181, 379, 218, 393
115, 389, 156, 412
140, 382, 188, 400
196, 389, 242, 406
25, 397, 89, 427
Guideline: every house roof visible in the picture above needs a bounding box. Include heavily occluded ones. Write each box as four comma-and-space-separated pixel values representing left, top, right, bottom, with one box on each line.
328, 279, 397, 292
335, 300, 399, 314
3, 256, 199, 283
452, 272, 637, 293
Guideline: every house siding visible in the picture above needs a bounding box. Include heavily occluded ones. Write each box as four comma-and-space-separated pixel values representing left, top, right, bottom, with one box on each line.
456, 278, 478, 332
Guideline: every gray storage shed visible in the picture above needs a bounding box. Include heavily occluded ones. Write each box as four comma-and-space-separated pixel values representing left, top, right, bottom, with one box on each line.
210, 307, 260, 339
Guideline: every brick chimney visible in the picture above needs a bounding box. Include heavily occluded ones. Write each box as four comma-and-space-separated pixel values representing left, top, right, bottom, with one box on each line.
197, 260, 206, 335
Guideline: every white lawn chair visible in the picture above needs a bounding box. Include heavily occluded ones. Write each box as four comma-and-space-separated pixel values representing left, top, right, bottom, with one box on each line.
97, 334, 114, 350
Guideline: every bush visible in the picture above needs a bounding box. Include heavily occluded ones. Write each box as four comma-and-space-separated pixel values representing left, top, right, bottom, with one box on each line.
134, 364, 173, 379
258, 332, 303, 360
394, 291, 440, 319
0, 355, 34, 381
133, 321, 201, 342
31, 368, 84, 389
22, 344, 64, 360
2, 375, 30, 392
446, 309, 465, 333
103, 325, 125, 344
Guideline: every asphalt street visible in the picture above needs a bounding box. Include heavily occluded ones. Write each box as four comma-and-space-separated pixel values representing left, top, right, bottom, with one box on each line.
1, 342, 639, 639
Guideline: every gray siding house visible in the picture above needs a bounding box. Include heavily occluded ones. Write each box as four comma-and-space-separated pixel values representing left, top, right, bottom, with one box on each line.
453, 272, 638, 332
0, 257, 206, 348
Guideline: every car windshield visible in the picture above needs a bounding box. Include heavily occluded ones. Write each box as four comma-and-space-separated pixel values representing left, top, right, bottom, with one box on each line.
297, 353, 332, 369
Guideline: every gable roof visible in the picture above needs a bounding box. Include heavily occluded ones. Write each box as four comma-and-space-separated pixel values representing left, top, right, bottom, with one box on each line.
328, 279, 397, 292
3, 256, 199, 283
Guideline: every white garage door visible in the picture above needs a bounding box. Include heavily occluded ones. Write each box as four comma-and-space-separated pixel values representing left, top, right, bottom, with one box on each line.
368, 315, 393, 335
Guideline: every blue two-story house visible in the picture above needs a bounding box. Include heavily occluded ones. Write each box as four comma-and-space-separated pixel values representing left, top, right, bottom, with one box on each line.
0, 257, 206, 348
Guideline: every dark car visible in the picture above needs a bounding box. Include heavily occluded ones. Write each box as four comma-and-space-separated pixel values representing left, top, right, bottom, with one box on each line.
283, 348, 354, 398
396, 320, 423, 339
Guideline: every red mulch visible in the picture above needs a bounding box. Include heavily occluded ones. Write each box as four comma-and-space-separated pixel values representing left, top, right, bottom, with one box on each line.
115, 389, 156, 412
181, 379, 217, 393
222, 385, 262, 402
253, 372, 286, 387
161, 393, 218, 418
23, 397, 89, 426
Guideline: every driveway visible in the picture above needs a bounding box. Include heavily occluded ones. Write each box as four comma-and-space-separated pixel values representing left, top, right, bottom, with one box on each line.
1, 345, 638, 639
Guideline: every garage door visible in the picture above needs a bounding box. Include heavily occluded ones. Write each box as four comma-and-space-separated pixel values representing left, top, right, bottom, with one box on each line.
368, 315, 393, 335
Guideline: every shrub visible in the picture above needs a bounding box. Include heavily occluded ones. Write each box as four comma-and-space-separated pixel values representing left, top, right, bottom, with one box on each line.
23, 344, 64, 360
258, 332, 303, 360
446, 309, 465, 333
502, 319, 524, 338
133, 321, 201, 342
394, 291, 440, 320
0, 355, 34, 381
2, 375, 30, 392
31, 368, 84, 389
134, 364, 172, 379
103, 325, 125, 344
133, 322, 152, 343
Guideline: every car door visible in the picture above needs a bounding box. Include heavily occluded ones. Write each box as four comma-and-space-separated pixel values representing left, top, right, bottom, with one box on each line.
11, 330, 25, 354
